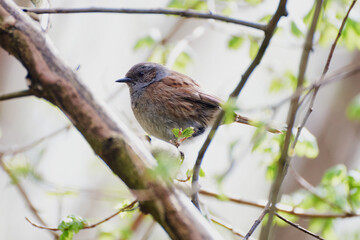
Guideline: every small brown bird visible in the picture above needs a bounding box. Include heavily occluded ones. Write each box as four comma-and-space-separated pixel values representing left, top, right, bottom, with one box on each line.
116, 62, 279, 144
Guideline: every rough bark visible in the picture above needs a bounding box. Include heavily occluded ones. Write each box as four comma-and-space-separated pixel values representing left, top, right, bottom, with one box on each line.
0, 0, 223, 239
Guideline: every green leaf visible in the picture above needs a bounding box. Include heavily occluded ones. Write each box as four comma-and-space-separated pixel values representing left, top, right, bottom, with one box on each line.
168, 0, 207, 10
274, 212, 299, 227
8, 159, 42, 184
294, 128, 319, 159
347, 94, 360, 122
244, 0, 263, 5
319, 22, 338, 46
266, 162, 278, 180
321, 165, 347, 186
173, 51, 192, 73
172, 128, 180, 138
342, 18, 360, 51
221, 7, 233, 16
290, 21, 303, 37
199, 167, 206, 178
150, 151, 181, 180
58, 215, 86, 240
182, 127, 195, 138
133, 35, 155, 50
303, 3, 316, 26
193, 1, 208, 11
228, 36, 244, 50
284, 70, 298, 90
98, 232, 115, 240
309, 218, 338, 240
221, 98, 239, 125
269, 78, 285, 93
249, 37, 259, 60
216, 194, 229, 201
347, 170, 360, 208
258, 14, 272, 23
120, 227, 133, 240
269, 70, 302, 93
251, 123, 267, 152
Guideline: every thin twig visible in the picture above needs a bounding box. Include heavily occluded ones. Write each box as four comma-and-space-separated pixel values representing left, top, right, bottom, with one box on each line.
292, 0, 358, 148
203, 191, 355, 218
260, 1, 324, 239
1, 124, 72, 155
290, 165, 351, 213
0, 89, 32, 101
275, 213, 325, 240
176, 175, 191, 182
201, 189, 326, 239
141, 220, 156, 240
23, 7, 266, 31
87, 201, 137, 229
191, 0, 289, 209
199, 189, 358, 218
210, 216, 245, 238
263, 63, 360, 111
244, 203, 270, 240
25, 200, 138, 231
0, 155, 59, 239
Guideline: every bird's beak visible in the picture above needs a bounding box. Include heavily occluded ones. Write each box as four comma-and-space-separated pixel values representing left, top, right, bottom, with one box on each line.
115, 77, 132, 83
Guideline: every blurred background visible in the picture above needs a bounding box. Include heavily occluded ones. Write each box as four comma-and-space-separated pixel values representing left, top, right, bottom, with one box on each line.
0, 0, 359, 239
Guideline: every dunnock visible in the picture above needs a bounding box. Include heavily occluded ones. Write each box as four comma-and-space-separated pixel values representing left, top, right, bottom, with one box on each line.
116, 62, 279, 144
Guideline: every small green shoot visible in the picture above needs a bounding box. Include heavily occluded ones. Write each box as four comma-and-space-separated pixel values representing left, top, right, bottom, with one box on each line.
58, 215, 86, 240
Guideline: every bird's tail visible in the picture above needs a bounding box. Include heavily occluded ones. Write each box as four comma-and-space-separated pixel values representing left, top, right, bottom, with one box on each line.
235, 114, 282, 134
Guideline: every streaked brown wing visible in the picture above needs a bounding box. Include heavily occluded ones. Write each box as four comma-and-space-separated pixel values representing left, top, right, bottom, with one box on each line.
165, 71, 222, 108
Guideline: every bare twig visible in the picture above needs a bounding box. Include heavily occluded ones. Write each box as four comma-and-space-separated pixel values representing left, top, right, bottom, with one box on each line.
244, 203, 270, 240
290, 165, 351, 213
176, 175, 191, 182
191, 0, 289, 209
0, 155, 59, 239
199, 189, 358, 218
259, 1, 324, 239
263, 63, 360, 111
23, 7, 266, 31
210, 216, 245, 238
1, 124, 71, 155
275, 213, 324, 240
292, 0, 358, 148
0, 89, 32, 101
141, 220, 156, 240
25, 200, 138, 231
201, 190, 325, 239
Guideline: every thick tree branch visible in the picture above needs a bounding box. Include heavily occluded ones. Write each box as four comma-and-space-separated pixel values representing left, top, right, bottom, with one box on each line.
23, 7, 267, 31
0, 1, 222, 239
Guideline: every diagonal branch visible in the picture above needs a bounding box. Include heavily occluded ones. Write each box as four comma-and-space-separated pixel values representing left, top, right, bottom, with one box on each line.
0, 155, 59, 239
292, 0, 358, 148
191, 0, 289, 209
275, 213, 324, 240
259, 1, 324, 239
23, 7, 267, 31
0, 1, 222, 239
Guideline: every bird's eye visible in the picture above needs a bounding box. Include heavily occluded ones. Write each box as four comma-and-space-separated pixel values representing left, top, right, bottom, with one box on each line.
138, 71, 145, 76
